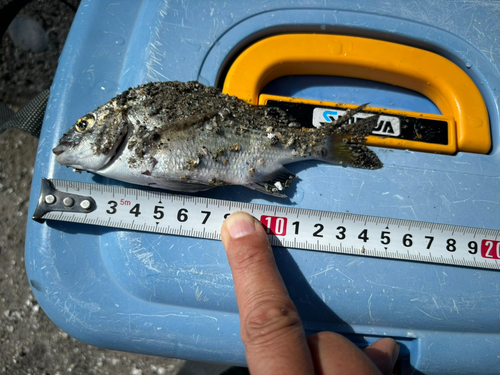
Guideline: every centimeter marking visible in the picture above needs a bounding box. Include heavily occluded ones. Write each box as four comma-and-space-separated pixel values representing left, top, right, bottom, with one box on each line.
38, 179, 500, 270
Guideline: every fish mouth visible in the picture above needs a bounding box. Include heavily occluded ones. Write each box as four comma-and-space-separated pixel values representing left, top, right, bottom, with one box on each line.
52, 141, 71, 156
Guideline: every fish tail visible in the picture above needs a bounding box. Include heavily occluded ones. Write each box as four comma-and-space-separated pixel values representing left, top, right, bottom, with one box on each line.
319, 109, 383, 169
324, 133, 383, 169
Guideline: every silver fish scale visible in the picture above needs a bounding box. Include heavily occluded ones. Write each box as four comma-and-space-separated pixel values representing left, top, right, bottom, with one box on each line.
114, 111, 301, 192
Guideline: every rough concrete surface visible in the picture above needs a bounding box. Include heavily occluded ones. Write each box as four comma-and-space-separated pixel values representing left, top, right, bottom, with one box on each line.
0, 1, 199, 374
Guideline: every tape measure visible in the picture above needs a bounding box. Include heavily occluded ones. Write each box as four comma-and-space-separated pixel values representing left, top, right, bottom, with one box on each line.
33, 178, 500, 271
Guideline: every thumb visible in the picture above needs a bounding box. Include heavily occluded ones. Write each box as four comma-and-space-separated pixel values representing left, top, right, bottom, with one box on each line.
221, 211, 314, 375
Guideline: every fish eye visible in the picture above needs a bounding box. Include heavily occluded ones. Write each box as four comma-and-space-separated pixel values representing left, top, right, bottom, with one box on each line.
75, 114, 96, 133
77, 120, 89, 132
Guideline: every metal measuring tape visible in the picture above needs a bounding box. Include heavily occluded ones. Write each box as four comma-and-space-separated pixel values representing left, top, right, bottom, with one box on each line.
33, 178, 500, 270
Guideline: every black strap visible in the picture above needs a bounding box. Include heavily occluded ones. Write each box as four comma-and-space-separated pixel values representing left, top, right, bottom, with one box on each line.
0, 0, 47, 138
0, 89, 49, 137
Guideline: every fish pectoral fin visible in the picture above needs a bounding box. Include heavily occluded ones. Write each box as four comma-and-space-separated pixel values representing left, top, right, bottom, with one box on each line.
154, 179, 213, 192
247, 167, 296, 197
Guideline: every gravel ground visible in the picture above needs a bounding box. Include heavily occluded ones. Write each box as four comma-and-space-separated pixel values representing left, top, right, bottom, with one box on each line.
0, 1, 194, 374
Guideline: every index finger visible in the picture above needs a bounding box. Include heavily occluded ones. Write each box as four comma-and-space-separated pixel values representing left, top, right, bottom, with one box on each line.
221, 211, 314, 375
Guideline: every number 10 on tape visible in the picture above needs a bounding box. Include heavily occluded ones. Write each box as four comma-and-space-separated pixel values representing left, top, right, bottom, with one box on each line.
261, 215, 288, 236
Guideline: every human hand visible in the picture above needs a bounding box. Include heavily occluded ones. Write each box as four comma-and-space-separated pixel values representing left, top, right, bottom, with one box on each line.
221, 211, 400, 375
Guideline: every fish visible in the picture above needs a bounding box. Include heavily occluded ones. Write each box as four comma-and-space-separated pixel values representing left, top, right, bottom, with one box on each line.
53, 81, 382, 197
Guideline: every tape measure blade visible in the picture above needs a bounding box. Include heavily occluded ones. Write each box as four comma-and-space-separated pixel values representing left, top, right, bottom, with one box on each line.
35, 179, 500, 271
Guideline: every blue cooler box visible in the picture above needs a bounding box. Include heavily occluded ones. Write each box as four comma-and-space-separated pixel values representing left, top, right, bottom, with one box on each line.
26, 1, 500, 374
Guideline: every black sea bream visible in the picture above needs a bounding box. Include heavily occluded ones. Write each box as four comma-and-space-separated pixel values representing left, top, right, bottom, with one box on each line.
53, 81, 382, 197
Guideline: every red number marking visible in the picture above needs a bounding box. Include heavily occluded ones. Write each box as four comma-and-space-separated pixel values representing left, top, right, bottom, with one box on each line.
260, 215, 288, 236
120, 199, 131, 206
481, 240, 500, 259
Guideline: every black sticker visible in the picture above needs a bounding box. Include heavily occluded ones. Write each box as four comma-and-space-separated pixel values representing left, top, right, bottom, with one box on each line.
267, 100, 449, 145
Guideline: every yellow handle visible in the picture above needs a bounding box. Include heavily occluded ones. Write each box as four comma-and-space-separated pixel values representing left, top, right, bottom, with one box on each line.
222, 34, 490, 154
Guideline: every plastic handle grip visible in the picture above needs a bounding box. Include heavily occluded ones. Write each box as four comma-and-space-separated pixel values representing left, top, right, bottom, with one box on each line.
223, 34, 490, 154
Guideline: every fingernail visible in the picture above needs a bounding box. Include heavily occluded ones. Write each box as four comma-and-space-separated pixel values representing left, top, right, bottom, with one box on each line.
225, 211, 256, 239
391, 342, 400, 363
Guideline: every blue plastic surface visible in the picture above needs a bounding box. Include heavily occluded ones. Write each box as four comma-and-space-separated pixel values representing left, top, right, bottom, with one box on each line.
26, 1, 500, 373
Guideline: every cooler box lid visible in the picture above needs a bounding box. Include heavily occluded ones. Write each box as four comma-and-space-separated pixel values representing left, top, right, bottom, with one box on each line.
26, 1, 500, 374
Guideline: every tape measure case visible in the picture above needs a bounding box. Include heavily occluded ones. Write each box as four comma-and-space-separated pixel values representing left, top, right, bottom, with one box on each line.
26, 1, 500, 374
